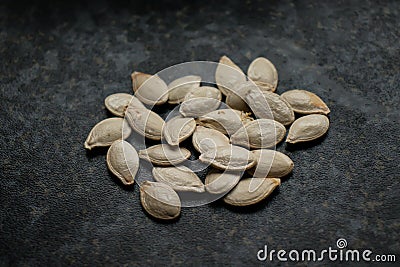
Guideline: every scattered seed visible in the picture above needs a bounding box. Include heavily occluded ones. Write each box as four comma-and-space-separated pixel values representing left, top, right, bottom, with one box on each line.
248, 149, 294, 178
139, 144, 191, 166
247, 57, 278, 92
192, 126, 230, 153
205, 169, 242, 195
184, 86, 222, 101
179, 97, 221, 117
215, 55, 246, 96
286, 114, 329, 144
280, 89, 330, 115
104, 93, 144, 117
162, 116, 196, 146
167, 75, 201, 104
131, 72, 169, 106
152, 166, 205, 193
125, 106, 164, 140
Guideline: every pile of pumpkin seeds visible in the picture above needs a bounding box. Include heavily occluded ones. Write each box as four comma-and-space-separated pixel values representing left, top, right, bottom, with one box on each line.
84, 56, 330, 220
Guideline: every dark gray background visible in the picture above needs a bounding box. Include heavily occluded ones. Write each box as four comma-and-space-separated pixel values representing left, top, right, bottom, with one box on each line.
0, 0, 399, 266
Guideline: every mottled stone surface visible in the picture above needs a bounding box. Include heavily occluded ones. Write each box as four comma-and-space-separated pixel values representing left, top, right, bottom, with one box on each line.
0, 0, 399, 266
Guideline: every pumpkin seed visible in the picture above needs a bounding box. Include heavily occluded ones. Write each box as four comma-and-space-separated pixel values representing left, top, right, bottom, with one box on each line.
197, 108, 253, 136
205, 169, 241, 195
230, 119, 286, 149
225, 92, 251, 113
286, 114, 329, 144
131, 71, 168, 106
167, 75, 201, 104
199, 145, 255, 171
192, 126, 230, 153
152, 166, 205, 193
248, 149, 294, 178
125, 106, 164, 140
140, 181, 181, 220
104, 93, 145, 117
106, 140, 139, 185
179, 97, 221, 117
247, 57, 278, 92
84, 118, 131, 150
184, 86, 222, 101
138, 144, 191, 166
280, 89, 330, 115
215, 55, 246, 96
223, 178, 281, 206
162, 116, 196, 146
260, 91, 295, 126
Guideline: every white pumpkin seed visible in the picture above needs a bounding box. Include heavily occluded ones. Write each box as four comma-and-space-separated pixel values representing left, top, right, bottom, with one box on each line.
205, 169, 241, 195
125, 106, 164, 140
247, 57, 278, 92
140, 181, 181, 220
280, 89, 330, 115
179, 97, 221, 117
223, 178, 281, 206
131, 71, 168, 106
199, 145, 255, 171
248, 149, 294, 178
84, 118, 131, 150
138, 144, 191, 166
184, 86, 222, 101
106, 140, 139, 185
230, 119, 286, 149
225, 92, 251, 113
192, 126, 230, 153
215, 55, 246, 96
104, 93, 145, 117
152, 166, 205, 193
162, 116, 196, 146
167, 75, 201, 104
286, 114, 329, 144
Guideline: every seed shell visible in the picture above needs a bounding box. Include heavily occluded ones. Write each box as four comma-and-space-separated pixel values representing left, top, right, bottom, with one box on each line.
184, 86, 222, 101
205, 169, 242, 195
162, 116, 196, 146
125, 107, 165, 140
215, 55, 246, 96
192, 126, 230, 153
152, 166, 205, 193
138, 144, 191, 166
104, 93, 145, 117
286, 114, 329, 144
179, 97, 221, 117
131, 72, 168, 106
225, 92, 252, 113
280, 89, 330, 115
248, 149, 294, 178
247, 57, 278, 92
167, 75, 201, 104
261, 91, 295, 126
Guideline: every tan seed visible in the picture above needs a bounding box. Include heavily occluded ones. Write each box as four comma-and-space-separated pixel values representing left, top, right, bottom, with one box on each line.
184, 86, 222, 101
230, 119, 286, 149
125, 107, 164, 140
84, 118, 131, 150
131, 72, 168, 106
167, 75, 201, 104
223, 178, 281, 206
138, 144, 191, 166
286, 114, 329, 144
225, 92, 252, 113
106, 140, 139, 185
248, 149, 294, 178
140, 181, 181, 220
199, 145, 255, 171
215, 55, 246, 96
104, 93, 145, 117
259, 91, 295, 126
205, 169, 241, 195
280, 89, 330, 115
179, 97, 221, 117
192, 126, 230, 153
162, 116, 196, 146
152, 166, 205, 193
247, 57, 278, 92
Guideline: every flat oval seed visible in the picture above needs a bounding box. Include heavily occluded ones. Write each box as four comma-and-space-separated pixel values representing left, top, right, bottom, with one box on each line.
106, 140, 139, 185
192, 126, 230, 153
138, 144, 191, 166
247, 57, 278, 92
104, 93, 143, 117
162, 117, 196, 146
248, 149, 294, 178
140, 181, 181, 220
199, 145, 256, 171
197, 109, 253, 136
280, 89, 330, 115
152, 166, 205, 193
261, 91, 295, 126
179, 97, 221, 117
131, 72, 168, 106
225, 92, 252, 113
205, 169, 241, 195
125, 107, 164, 140
84, 118, 131, 150
223, 178, 281, 206
230, 119, 286, 149
167, 75, 201, 104
215, 55, 246, 96
286, 114, 329, 144
184, 86, 222, 101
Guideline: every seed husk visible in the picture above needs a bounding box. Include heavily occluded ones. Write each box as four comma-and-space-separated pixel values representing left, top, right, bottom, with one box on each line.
125, 106, 164, 140
106, 140, 139, 185
199, 145, 256, 171
205, 169, 241, 195
192, 126, 230, 153
138, 144, 191, 166
84, 118, 131, 150
247, 57, 278, 92
197, 108, 253, 136
225, 92, 252, 113
179, 97, 221, 117
162, 116, 196, 146
260, 91, 295, 126
215, 55, 246, 96
184, 86, 222, 101
280, 89, 330, 115
167, 75, 201, 104
104, 93, 145, 117
223, 178, 281, 206
140, 181, 181, 220
248, 149, 294, 178
152, 166, 205, 193
286, 114, 329, 144
131, 72, 168, 106
230, 119, 286, 149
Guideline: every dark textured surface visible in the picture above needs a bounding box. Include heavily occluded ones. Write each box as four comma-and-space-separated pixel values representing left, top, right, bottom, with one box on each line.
0, 0, 399, 266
